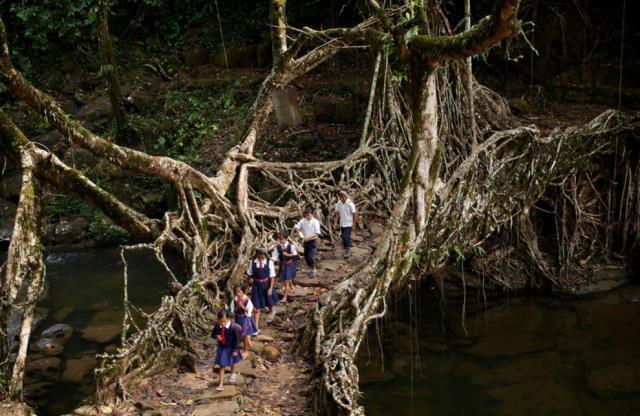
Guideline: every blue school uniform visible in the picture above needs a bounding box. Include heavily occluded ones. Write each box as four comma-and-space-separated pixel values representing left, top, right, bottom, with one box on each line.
212, 322, 242, 367
276, 243, 297, 281
249, 259, 278, 309
233, 296, 258, 337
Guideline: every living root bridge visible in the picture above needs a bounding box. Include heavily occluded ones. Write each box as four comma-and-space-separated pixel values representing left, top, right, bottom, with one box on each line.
1, 1, 638, 414
0, 7, 388, 401
303, 110, 640, 415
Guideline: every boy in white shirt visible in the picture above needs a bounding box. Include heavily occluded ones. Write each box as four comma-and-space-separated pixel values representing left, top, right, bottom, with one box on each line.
293, 208, 321, 278
335, 190, 357, 258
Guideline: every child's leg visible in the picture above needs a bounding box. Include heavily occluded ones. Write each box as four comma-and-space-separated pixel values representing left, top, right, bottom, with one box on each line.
267, 306, 276, 321
286, 280, 293, 299
243, 335, 249, 353
253, 310, 261, 331
217, 366, 225, 388
229, 364, 237, 383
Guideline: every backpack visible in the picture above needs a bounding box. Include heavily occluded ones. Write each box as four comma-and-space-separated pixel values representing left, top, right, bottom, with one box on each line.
277, 244, 300, 263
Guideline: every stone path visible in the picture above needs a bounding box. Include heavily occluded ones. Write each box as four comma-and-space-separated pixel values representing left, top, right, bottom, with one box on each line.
84, 227, 378, 416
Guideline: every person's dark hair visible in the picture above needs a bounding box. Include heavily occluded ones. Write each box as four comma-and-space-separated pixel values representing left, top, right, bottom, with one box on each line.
217, 309, 229, 320
276, 230, 289, 238
303, 207, 314, 215
233, 284, 245, 293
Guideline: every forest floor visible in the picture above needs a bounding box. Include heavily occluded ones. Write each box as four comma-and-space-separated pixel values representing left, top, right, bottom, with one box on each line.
110, 224, 384, 416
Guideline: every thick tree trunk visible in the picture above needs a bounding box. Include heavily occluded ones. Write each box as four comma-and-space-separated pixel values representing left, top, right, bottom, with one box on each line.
0, 137, 45, 399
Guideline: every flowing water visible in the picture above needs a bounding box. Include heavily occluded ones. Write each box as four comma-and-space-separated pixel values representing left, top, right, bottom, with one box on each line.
24, 248, 170, 415
359, 282, 640, 416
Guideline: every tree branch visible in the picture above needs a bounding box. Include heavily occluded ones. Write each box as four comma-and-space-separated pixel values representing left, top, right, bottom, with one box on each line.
409, 0, 521, 63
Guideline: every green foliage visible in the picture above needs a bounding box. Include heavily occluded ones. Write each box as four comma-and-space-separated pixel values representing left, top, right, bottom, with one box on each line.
3, 0, 98, 52
46, 194, 95, 220
143, 84, 247, 162
0, 373, 8, 393
88, 218, 130, 245
46, 194, 130, 245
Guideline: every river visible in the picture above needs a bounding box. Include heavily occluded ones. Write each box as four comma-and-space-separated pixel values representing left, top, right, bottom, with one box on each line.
359, 281, 640, 415
25, 248, 169, 415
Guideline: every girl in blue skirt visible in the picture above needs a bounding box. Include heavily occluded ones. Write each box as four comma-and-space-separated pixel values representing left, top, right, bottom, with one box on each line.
272, 231, 297, 304
230, 285, 258, 357
246, 247, 277, 331
212, 309, 242, 391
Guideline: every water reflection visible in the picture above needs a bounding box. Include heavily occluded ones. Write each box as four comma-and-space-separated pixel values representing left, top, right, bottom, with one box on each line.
25, 248, 170, 415
359, 283, 640, 416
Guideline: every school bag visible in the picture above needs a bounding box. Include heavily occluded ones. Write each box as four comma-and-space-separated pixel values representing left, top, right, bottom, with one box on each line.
276, 243, 300, 263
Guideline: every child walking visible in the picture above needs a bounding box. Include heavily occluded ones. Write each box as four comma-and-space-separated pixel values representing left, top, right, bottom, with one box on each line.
293, 208, 321, 278
335, 190, 357, 258
271, 231, 297, 303
246, 247, 277, 331
212, 309, 242, 391
230, 285, 258, 358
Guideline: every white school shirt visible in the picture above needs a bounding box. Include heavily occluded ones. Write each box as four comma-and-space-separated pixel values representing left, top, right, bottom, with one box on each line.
230, 295, 254, 315
271, 241, 298, 262
336, 199, 357, 227
246, 258, 276, 278
294, 217, 321, 239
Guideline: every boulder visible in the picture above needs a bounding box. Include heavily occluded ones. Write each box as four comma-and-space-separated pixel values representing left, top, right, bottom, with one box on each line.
553, 267, 630, 296
30, 338, 64, 356
25, 357, 62, 379
194, 386, 238, 403
508, 97, 532, 115
41, 323, 73, 341
249, 341, 264, 354
254, 334, 275, 343
320, 259, 344, 272
191, 400, 239, 416
179, 352, 198, 373
81, 324, 121, 344
0, 402, 36, 416
23, 381, 53, 398
263, 345, 280, 362
104, 344, 119, 354
54, 216, 90, 244
73, 405, 113, 416
76, 97, 113, 123
32, 130, 65, 149
235, 359, 258, 378
52, 306, 74, 321
62, 354, 97, 384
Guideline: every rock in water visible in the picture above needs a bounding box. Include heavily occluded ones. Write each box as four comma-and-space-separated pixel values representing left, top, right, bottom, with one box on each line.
81, 324, 121, 344
62, 354, 97, 383
41, 323, 73, 341
25, 357, 61, 380
30, 338, 64, 356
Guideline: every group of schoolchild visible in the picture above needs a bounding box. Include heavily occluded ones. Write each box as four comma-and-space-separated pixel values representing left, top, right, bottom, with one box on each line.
210, 191, 358, 391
